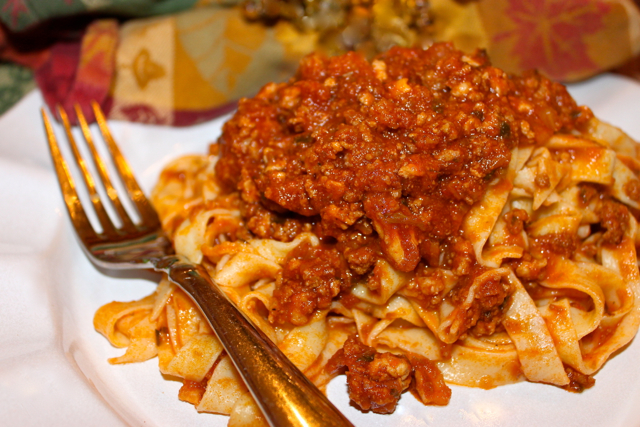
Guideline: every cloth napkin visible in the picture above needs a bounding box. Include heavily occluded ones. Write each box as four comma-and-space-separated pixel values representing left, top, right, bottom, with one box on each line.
1, 0, 640, 125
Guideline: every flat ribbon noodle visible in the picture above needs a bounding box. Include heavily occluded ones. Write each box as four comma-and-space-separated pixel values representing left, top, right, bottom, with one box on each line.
540, 258, 606, 339
437, 333, 523, 388
547, 135, 616, 186
582, 234, 640, 370
503, 271, 569, 386
198, 355, 248, 415
351, 295, 425, 345
512, 147, 569, 210
611, 158, 640, 210
586, 118, 639, 157
175, 208, 241, 264
151, 154, 221, 233
94, 294, 158, 364
278, 310, 329, 371
227, 393, 268, 427
166, 334, 224, 382
304, 317, 355, 389
237, 281, 279, 343
485, 198, 530, 262
464, 147, 523, 268
375, 326, 442, 361
352, 258, 411, 305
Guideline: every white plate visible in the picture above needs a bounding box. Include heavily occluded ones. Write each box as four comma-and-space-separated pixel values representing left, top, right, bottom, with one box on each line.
2, 75, 640, 427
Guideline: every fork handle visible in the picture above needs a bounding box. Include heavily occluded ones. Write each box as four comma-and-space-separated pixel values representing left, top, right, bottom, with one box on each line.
154, 256, 354, 427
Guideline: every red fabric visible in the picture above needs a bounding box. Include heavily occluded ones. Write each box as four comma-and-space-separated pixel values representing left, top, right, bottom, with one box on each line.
34, 19, 117, 124
34, 41, 81, 119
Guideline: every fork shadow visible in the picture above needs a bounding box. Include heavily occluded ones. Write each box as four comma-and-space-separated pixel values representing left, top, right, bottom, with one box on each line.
93, 264, 163, 283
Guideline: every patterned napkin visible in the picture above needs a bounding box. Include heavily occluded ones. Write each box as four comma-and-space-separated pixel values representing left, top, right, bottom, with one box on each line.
1, 0, 639, 124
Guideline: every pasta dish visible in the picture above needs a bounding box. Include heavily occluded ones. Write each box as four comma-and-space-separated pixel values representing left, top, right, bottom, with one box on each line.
93, 43, 640, 425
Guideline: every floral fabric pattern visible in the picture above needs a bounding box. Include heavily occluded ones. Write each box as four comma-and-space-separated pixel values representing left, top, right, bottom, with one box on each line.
476, 0, 638, 81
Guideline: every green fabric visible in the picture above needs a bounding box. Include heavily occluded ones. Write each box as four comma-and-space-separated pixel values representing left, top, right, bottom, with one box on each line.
0, 62, 34, 114
95, 0, 202, 19
0, 0, 200, 32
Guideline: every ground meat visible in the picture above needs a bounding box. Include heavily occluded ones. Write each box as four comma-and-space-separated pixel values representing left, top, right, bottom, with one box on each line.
598, 199, 630, 245
507, 252, 548, 282
327, 336, 451, 413
449, 266, 511, 338
335, 224, 381, 275
402, 264, 450, 308
534, 172, 550, 189
177, 356, 221, 406
530, 232, 579, 259
327, 336, 413, 414
504, 208, 529, 235
242, 196, 308, 242
343, 245, 378, 275
213, 43, 591, 329
624, 179, 640, 203
440, 236, 475, 275
270, 242, 351, 325
562, 366, 595, 393
406, 353, 451, 405
214, 43, 590, 276
577, 183, 600, 208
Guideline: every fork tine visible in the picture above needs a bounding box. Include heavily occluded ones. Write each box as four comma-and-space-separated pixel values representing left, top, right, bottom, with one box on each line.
91, 101, 161, 228
58, 105, 118, 237
42, 108, 99, 243
74, 104, 137, 233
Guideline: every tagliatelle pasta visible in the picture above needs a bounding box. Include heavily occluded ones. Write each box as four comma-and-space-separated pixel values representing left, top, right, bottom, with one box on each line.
94, 43, 640, 424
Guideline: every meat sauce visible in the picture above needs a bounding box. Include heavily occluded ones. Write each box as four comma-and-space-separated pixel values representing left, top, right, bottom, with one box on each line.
211, 43, 593, 408
215, 42, 589, 278
327, 336, 451, 413
215, 44, 590, 324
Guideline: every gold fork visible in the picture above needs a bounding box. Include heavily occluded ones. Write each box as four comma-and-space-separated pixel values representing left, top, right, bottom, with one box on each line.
42, 102, 354, 427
